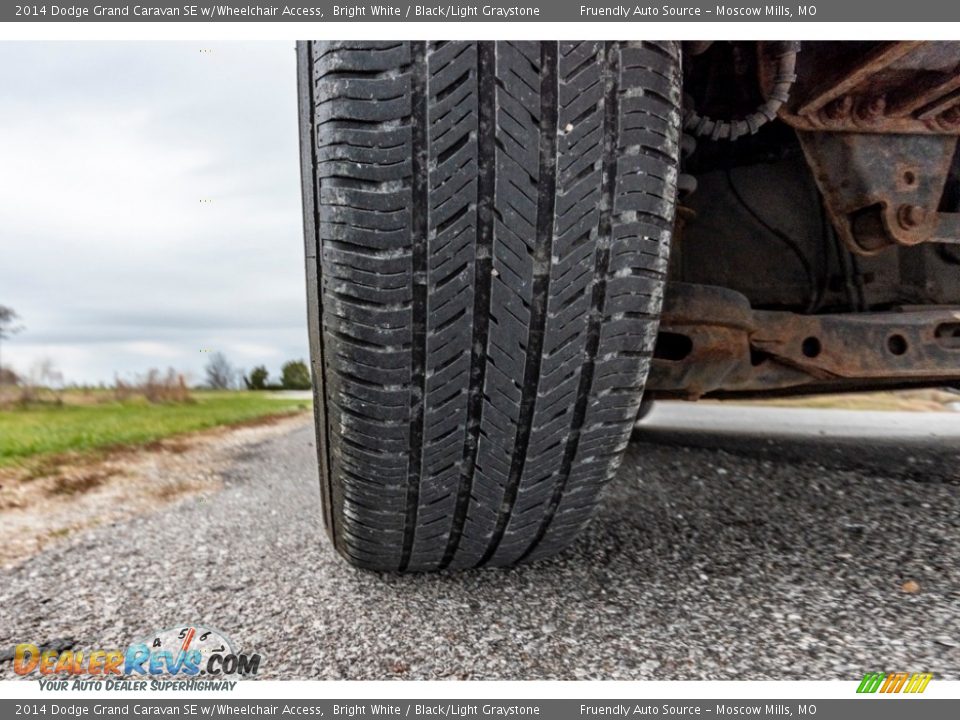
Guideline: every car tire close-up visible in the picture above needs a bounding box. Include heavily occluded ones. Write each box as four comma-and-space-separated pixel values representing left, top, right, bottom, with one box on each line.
298, 40, 682, 571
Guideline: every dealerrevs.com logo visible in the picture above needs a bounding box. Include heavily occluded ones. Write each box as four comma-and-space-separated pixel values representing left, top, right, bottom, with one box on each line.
14, 625, 261, 691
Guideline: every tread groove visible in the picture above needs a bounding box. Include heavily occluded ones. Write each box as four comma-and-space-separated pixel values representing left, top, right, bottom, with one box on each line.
440, 41, 495, 570
477, 41, 559, 568
519, 41, 619, 562
400, 41, 429, 572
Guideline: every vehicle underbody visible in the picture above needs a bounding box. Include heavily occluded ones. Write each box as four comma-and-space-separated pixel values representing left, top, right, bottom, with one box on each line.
298, 40, 958, 570
649, 40, 960, 400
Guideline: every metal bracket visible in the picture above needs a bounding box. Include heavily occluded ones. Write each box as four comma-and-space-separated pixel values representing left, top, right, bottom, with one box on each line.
647, 283, 960, 398
797, 131, 958, 254
767, 41, 960, 135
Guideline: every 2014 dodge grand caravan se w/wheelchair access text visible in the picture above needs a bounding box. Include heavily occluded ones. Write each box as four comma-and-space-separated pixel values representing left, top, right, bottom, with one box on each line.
296, 40, 960, 571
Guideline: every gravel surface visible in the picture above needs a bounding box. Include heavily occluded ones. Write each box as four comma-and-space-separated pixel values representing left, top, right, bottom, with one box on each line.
0, 415, 307, 568
1, 414, 958, 680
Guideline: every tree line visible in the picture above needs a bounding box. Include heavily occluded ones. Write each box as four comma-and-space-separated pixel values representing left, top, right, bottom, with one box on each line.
204, 352, 311, 391
0, 304, 311, 395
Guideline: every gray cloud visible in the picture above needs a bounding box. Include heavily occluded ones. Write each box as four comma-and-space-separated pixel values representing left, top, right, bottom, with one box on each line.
0, 41, 309, 384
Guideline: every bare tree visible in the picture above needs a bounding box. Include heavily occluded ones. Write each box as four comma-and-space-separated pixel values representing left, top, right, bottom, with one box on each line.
204, 352, 234, 390
21, 357, 64, 405
30, 358, 63, 388
140, 368, 192, 403
0, 305, 23, 394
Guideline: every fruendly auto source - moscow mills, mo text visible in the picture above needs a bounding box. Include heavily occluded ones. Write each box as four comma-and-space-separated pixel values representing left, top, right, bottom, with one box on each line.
579, 4, 814, 17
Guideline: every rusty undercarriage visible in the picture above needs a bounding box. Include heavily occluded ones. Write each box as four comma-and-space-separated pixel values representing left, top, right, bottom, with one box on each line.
647, 40, 960, 400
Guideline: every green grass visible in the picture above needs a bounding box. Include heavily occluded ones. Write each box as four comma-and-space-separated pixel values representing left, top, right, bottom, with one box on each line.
0, 392, 309, 468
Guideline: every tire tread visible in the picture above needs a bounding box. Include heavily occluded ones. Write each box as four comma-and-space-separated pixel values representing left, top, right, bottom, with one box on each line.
300, 40, 681, 571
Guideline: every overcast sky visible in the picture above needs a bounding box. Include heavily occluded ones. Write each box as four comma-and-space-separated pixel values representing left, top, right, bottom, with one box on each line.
0, 41, 308, 386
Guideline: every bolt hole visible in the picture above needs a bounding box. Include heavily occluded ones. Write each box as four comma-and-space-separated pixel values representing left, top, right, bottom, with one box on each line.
750, 348, 772, 367
654, 332, 693, 362
887, 334, 908, 356
801, 336, 821, 358
903, 170, 916, 186
935, 322, 960, 349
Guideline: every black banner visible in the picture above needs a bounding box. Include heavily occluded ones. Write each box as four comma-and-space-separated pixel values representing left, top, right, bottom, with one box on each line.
4, 1, 960, 23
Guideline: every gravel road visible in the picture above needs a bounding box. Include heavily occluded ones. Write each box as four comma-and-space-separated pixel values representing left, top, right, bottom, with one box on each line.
1, 410, 958, 680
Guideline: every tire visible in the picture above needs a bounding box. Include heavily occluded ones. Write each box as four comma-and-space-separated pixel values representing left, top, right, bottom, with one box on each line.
298, 40, 681, 571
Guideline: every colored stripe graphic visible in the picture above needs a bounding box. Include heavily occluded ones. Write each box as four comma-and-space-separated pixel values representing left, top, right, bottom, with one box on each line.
904, 673, 933, 693
857, 672, 886, 693
881, 672, 908, 693
857, 672, 931, 694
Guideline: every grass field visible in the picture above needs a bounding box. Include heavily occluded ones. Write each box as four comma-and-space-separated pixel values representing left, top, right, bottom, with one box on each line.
0, 392, 310, 468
